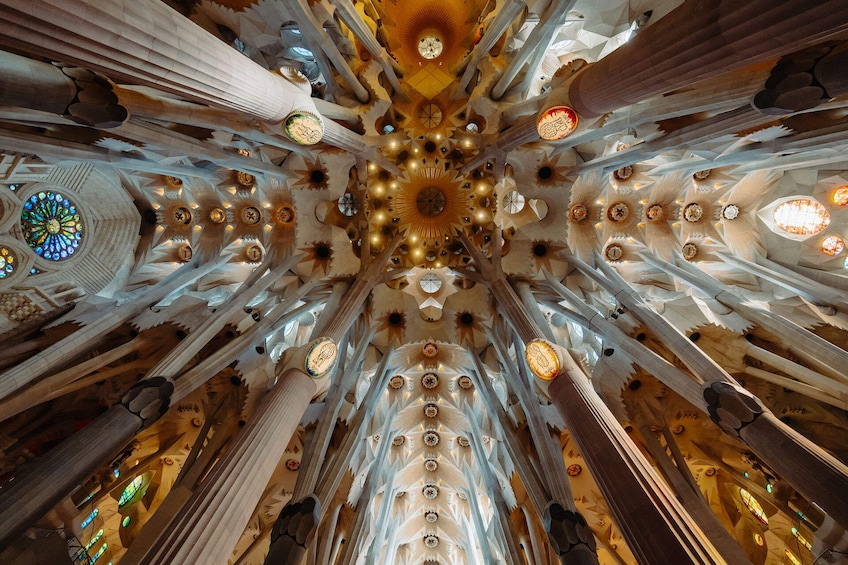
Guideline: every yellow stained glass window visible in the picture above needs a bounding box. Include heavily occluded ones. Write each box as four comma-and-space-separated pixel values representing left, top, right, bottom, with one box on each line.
832, 186, 848, 206
785, 549, 801, 565
791, 527, 812, 551
739, 488, 768, 525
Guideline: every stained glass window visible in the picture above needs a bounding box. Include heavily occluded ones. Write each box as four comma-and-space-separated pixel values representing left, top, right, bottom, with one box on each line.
773, 199, 829, 235
118, 475, 144, 507
78, 529, 103, 555
21, 191, 83, 261
821, 235, 844, 256
739, 488, 768, 525
791, 527, 812, 551
0, 247, 15, 278
90, 543, 108, 564
80, 508, 99, 529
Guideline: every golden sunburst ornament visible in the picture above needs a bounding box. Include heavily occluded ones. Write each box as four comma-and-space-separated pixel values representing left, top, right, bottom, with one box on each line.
387, 166, 469, 243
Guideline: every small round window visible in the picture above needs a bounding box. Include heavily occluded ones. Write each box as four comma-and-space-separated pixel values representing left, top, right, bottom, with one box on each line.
21, 191, 83, 261
420, 272, 442, 293
502, 191, 526, 214
338, 193, 359, 217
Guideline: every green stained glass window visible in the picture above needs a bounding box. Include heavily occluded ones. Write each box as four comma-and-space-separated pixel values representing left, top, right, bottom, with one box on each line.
21, 191, 83, 261
118, 475, 144, 507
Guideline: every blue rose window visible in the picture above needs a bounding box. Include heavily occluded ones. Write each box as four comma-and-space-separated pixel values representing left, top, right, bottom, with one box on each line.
21, 191, 83, 261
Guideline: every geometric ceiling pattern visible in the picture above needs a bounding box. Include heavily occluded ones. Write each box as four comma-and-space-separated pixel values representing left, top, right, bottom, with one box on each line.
0, 0, 847, 565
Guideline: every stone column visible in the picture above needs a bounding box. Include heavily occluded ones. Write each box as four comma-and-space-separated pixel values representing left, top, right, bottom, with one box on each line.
579, 254, 848, 529
143, 366, 318, 564
704, 381, 848, 528
0, 0, 320, 127
545, 353, 729, 564
565, 0, 848, 118
0, 49, 128, 128
491, 0, 575, 100
460, 233, 598, 563
0, 377, 174, 547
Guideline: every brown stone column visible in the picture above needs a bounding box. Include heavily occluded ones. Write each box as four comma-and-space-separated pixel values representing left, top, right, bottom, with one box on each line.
0, 377, 174, 547
704, 382, 848, 529
567, 0, 848, 117
547, 365, 731, 564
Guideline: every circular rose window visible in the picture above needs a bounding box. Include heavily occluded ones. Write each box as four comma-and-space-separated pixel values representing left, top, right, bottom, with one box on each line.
21, 191, 83, 261
773, 199, 830, 235
0, 247, 16, 279
832, 186, 848, 207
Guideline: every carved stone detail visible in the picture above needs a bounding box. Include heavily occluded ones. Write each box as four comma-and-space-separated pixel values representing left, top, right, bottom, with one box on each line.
544, 502, 597, 556
266, 495, 321, 563
702, 381, 765, 438
753, 42, 848, 114
119, 376, 174, 429
58, 66, 128, 128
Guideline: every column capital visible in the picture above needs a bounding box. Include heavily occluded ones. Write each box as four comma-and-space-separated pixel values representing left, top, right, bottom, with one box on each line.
277, 337, 339, 380
58, 65, 128, 128
119, 376, 175, 429
702, 381, 765, 438
266, 495, 321, 563
544, 502, 597, 557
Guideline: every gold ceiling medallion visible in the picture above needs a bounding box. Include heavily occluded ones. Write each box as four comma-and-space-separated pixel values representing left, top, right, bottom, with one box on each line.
525, 339, 561, 381
537, 106, 579, 140
284, 111, 323, 145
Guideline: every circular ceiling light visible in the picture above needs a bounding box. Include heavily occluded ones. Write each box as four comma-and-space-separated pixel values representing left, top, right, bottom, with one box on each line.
418, 36, 443, 59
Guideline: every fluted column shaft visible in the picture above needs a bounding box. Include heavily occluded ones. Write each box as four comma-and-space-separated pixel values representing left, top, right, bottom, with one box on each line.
0, 49, 76, 114
547, 363, 728, 564
470, 252, 723, 560
0, 0, 316, 123
567, 0, 848, 118
0, 403, 142, 546
146, 368, 316, 564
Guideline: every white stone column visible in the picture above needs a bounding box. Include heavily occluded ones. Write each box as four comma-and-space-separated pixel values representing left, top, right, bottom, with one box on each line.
144, 367, 318, 564
0, 0, 320, 126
